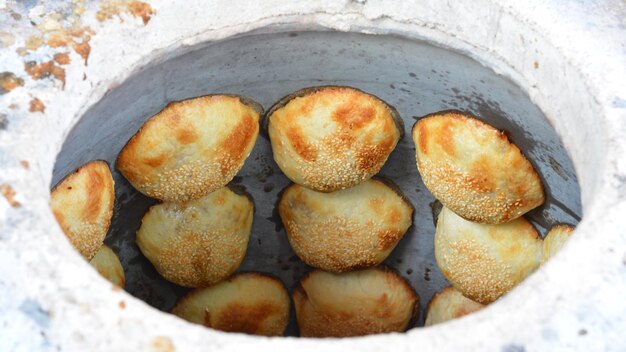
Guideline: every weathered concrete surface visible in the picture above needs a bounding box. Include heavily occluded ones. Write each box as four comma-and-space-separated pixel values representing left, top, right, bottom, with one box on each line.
0, 0, 625, 351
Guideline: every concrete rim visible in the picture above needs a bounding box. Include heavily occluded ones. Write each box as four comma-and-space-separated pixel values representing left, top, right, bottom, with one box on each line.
1, 1, 624, 351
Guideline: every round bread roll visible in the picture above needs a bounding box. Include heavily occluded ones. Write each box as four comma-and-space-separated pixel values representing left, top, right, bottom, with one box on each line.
293, 267, 418, 337
413, 111, 544, 224
434, 207, 542, 304
172, 273, 290, 336
278, 179, 413, 272
266, 86, 403, 192
50, 161, 115, 260
117, 95, 261, 202
542, 224, 575, 264
89, 245, 126, 288
424, 287, 484, 326
136, 186, 253, 288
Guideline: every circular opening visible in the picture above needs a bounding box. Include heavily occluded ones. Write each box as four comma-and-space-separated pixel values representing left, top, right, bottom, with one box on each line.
52, 30, 582, 336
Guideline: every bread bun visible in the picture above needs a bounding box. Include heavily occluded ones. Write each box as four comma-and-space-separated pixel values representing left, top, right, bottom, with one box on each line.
542, 224, 575, 264
293, 267, 418, 337
434, 207, 542, 304
50, 161, 115, 260
413, 111, 544, 224
89, 245, 125, 288
172, 273, 290, 336
266, 86, 402, 192
136, 186, 253, 287
279, 179, 413, 272
117, 95, 261, 202
424, 286, 484, 326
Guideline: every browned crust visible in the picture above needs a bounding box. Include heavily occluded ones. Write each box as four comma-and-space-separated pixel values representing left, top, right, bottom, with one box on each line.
134, 185, 255, 288
89, 244, 126, 288
541, 223, 576, 264
411, 109, 470, 135
266, 86, 402, 192
175, 272, 288, 306
226, 183, 255, 210
51, 159, 111, 191
115, 94, 262, 201
424, 286, 484, 326
116, 94, 263, 169
294, 266, 419, 336
278, 182, 412, 272
547, 223, 576, 234
412, 110, 545, 224
262, 85, 404, 139
370, 176, 415, 214
381, 265, 420, 329
434, 208, 542, 304
51, 160, 115, 260
172, 272, 290, 336
425, 286, 456, 314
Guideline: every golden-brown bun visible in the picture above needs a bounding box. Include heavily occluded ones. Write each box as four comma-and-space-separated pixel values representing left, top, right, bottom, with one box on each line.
89, 245, 126, 288
542, 224, 575, 264
279, 179, 413, 272
117, 95, 261, 202
424, 286, 484, 326
412, 111, 544, 224
293, 267, 418, 337
136, 187, 253, 288
172, 273, 290, 336
50, 161, 115, 260
434, 207, 542, 304
266, 86, 402, 192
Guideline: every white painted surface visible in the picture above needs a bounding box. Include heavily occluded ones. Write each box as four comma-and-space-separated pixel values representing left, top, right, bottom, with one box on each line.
0, 0, 625, 351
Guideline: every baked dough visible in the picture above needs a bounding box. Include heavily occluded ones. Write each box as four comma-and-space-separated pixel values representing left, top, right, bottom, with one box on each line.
117, 95, 261, 202
89, 245, 126, 288
50, 160, 115, 260
266, 86, 403, 192
279, 179, 413, 272
424, 286, 484, 326
136, 186, 253, 287
434, 207, 542, 304
172, 273, 290, 336
413, 111, 544, 224
542, 224, 575, 264
293, 267, 418, 337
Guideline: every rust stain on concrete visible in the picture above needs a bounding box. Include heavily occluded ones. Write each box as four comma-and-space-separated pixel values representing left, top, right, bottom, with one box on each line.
0, 184, 21, 208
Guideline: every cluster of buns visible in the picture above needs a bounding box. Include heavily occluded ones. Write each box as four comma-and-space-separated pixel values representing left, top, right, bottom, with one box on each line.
51, 95, 282, 336
116, 95, 289, 335
117, 95, 261, 291
50, 88, 578, 336
268, 86, 418, 336
424, 222, 575, 326
51, 161, 126, 288
413, 111, 575, 325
